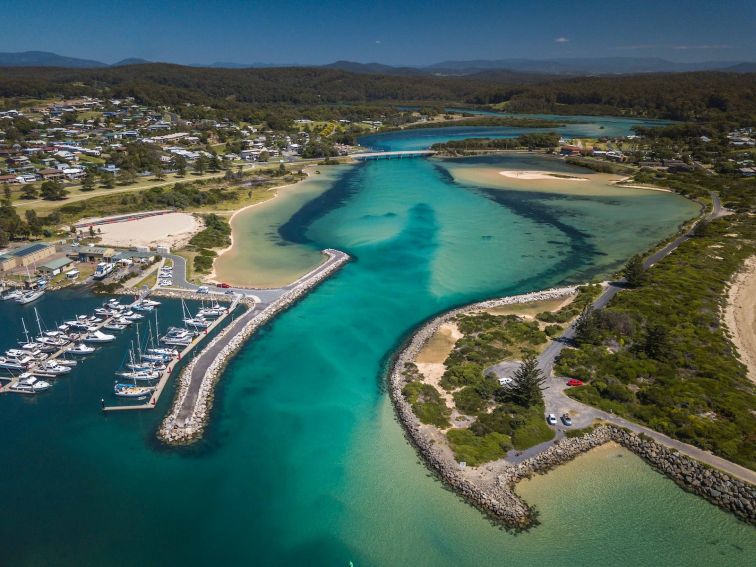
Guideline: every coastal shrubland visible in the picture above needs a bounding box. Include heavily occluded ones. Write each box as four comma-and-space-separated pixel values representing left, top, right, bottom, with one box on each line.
401, 375, 451, 428
556, 216, 756, 469
431, 313, 555, 464
188, 214, 231, 274
535, 284, 601, 324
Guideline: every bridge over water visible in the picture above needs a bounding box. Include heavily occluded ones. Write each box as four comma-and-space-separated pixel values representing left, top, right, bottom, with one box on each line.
351, 150, 437, 160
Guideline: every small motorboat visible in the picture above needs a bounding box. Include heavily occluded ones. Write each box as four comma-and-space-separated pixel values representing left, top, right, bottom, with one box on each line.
83, 330, 116, 343
36, 361, 72, 375
68, 343, 96, 355
103, 322, 127, 331
1, 289, 22, 301
10, 374, 52, 394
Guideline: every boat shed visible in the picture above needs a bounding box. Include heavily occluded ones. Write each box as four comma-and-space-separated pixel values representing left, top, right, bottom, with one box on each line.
0, 242, 56, 272
38, 256, 74, 276
74, 245, 116, 263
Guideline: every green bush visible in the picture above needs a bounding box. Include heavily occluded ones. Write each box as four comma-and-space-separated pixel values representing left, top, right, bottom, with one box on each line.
402, 382, 451, 428
446, 429, 512, 466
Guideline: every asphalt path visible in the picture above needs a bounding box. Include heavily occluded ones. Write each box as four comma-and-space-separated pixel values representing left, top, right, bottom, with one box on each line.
488, 195, 755, 481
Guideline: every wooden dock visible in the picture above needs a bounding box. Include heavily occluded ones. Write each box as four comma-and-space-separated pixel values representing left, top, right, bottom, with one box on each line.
0, 289, 152, 395
101, 295, 244, 412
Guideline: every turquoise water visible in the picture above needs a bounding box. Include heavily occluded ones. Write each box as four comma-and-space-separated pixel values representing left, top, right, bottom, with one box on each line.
370, 111, 670, 151
1, 121, 753, 566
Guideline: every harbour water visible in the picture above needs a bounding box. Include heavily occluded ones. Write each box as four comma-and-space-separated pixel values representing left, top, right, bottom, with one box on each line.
1, 120, 753, 566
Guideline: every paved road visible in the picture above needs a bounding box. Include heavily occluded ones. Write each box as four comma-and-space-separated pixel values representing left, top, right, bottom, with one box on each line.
171, 250, 349, 426
489, 195, 756, 482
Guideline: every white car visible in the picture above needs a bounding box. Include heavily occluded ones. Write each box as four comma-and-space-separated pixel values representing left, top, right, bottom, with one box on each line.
197, 286, 209, 294
546, 413, 557, 426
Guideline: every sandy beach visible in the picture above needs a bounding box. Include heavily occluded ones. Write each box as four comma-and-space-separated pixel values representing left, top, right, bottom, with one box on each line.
96, 212, 202, 249
725, 255, 756, 383
499, 170, 587, 181
210, 166, 334, 287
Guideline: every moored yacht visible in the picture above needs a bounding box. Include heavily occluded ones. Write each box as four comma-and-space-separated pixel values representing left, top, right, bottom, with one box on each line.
10, 374, 52, 394
83, 330, 116, 343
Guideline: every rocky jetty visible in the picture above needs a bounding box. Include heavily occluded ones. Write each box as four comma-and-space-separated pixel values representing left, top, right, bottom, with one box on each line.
389, 287, 755, 529
159, 250, 349, 445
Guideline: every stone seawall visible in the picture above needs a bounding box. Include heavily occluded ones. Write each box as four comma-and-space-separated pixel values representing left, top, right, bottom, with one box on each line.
159, 250, 350, 445
389, 288, 755, 529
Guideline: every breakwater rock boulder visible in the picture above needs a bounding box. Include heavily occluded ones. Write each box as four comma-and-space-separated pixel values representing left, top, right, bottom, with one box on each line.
389, 287, 755, 529
158, 250, 350, 445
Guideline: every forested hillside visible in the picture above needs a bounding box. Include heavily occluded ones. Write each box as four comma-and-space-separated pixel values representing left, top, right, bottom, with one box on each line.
0, 64, 754, 122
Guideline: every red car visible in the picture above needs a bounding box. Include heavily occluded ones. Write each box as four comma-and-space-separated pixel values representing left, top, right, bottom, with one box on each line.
217, 282, 231, 289
566, 379, 585, 387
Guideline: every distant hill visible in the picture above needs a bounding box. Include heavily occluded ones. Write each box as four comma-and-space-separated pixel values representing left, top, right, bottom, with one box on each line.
111, 57, 152, 67
725, 62, 756, 73
0, 50, 105, 68
322, 60, 422, 76
425, 57, 748, 75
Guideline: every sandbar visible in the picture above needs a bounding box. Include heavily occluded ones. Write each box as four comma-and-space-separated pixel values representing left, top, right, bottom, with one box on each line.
499, 170, 587, 181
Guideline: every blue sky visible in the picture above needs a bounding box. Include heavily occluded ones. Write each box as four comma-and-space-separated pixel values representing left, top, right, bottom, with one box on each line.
1, 0, 754, 65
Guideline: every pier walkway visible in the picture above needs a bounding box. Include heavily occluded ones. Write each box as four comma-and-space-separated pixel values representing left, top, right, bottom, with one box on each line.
102, 294, 243, 412
0, 288, 152, 395
160, 249, 350, 443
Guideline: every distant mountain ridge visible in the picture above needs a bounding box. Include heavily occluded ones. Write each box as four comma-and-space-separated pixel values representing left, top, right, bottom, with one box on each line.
0, 50, 106, 68
0, 50, 753, 76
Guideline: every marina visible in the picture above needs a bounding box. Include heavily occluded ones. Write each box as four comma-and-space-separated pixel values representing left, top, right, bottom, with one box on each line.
0, 289, 242, 413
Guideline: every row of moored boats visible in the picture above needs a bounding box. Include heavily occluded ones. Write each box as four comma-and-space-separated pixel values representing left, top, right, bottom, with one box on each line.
1, 296, 225, 398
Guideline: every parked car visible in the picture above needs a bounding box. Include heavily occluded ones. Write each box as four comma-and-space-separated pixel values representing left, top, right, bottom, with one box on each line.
566, 379, 584, 387
561, 413, 572, 426
546, 413, 557, 425
217, 282, 231, 289
197, 286, 209, 294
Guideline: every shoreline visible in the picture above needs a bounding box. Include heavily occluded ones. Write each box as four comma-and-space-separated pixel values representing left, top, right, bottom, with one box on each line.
498, 170, 587, 181
725, 255, 756, 383
388, 287, 756, 529
159, 249, 350, 444
206, 170, 315, 284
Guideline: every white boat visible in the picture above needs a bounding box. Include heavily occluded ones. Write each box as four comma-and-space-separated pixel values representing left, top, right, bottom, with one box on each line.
0, 355, 32, 370
183, 317, 210, 329
10, 375, 52, 394
93, 262, 115, 280
123, 311, 144, 321
1, 289, 22, 301
83, 330, 116, 343
68, 343, 96, 355
115, 369, 159, 381
113, 383, 154, 398
16, 289, 45, 304
127, 360, 166, 372
55, 358, 78, 367
6, 348, 43, 362
132, 302, 154, 312
36, 361, 72, 375
141, 299, 161, 308
103, 322, 127, 331
147, 347, 178, 358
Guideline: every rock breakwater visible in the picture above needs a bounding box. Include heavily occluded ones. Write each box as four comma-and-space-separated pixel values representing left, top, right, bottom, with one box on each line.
159, 249, 350, 445
389, 288, 755, 529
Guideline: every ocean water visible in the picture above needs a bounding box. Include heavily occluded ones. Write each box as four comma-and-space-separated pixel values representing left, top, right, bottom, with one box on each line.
1, 122, 753, 566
